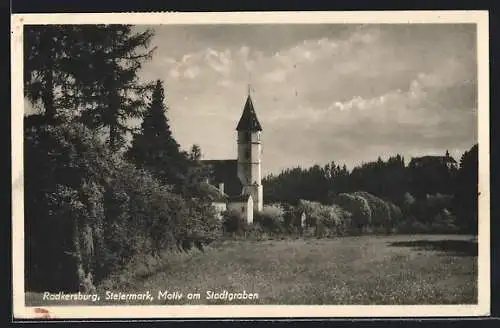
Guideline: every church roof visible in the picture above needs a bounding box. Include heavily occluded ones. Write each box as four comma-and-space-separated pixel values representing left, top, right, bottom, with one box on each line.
201, 159, 243, 197
198, 182, 228, 203
236, 95, 263, 132
228, 194, 251, 202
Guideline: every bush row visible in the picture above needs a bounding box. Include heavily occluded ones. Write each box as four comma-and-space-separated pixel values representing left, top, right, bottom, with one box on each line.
220, 191, 459, 239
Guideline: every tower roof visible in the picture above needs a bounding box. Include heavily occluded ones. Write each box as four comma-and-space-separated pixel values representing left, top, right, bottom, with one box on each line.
236, 95, 262, 131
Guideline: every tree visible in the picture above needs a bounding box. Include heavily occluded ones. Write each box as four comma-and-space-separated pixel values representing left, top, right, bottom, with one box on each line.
24, 120, 114, 292
66, 25, 156, 150
126, 79, 188, 187
24, 25, 76, 121
24, 25, 156, 146
454, 144, 478, 233
24, 118, 208, 292
189, 144, 203, 161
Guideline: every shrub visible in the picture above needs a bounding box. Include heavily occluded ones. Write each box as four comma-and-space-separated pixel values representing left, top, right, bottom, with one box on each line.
221, 209, 249, 236
296, 199, 352, 237
179, 200, 223, 251
395, 207, 459, 234
319, 204, 352, 236
332, 206, 353, 236
25, 122, 116, 292
403, 192, 416, 208
263, 203, 286, 218
412, 193, 454, 224
430, 208, 460, 234
353, 192, 392, 231
246, 222, 266, 240
388, 203, 403, 232
333, 193, 372, 233
297, 199, 321, 228
254, 204, 286, 235
24, 121, 221, 292
353, 191, 403, 233
284, 203, 306, 230
280, 203, 297, 230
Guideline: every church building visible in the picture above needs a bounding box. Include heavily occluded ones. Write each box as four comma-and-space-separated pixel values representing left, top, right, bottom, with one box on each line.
201, 91, 263, 223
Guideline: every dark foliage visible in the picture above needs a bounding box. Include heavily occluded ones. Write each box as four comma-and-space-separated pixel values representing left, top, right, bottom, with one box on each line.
23, 25, 222, 293
453, 145, 478, 234
24, 120, 221, 292
263, 148, 477, 234
126, 79, 189, 187
221, 209, 249, 236
254, 205, 286, 235
24, 24, 156, 150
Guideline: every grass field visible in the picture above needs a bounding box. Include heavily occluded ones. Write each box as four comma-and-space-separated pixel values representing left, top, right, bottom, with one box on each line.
25, 234, 477, 306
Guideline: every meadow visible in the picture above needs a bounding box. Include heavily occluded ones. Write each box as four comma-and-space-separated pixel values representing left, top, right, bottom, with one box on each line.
26, 234, 477, 306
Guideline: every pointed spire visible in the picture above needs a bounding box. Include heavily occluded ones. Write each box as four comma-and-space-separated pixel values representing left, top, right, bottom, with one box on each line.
236, 91, 262, 132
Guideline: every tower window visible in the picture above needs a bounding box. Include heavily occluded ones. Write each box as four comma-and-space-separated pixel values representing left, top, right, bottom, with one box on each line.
245, 147, 251, 160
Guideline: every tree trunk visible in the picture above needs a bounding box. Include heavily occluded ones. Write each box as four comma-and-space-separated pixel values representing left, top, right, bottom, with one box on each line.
73, 214, 96, 293
72, 216, 85, 291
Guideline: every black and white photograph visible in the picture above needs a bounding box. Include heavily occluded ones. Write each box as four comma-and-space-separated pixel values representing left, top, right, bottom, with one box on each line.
11, 11, 490, 319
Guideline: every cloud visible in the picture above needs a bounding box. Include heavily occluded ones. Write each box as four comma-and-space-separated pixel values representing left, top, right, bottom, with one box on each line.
217, 79, 234, 88
264, 69, 287, 82
183, 66, 200, 79
204, 48, 232, 74
169, 67, 180, 79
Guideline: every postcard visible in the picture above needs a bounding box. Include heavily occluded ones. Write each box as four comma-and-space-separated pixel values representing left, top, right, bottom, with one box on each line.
11, 10, 490, 320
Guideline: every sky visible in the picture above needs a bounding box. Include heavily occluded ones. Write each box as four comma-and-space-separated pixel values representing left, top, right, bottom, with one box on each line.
136, 24, 478, 176
25, 23, 479, 176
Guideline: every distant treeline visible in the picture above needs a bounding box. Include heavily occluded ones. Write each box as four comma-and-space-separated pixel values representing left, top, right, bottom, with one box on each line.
262, 147, 478, 234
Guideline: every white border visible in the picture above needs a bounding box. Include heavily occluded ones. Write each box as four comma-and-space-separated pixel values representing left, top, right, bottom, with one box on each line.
11, 11, 490, 320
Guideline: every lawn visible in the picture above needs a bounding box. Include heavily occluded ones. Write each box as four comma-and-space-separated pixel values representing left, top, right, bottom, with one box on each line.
25, 234, 477, 306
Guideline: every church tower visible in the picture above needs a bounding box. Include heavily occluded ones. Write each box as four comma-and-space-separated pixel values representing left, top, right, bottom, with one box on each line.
236, 91, 263, 212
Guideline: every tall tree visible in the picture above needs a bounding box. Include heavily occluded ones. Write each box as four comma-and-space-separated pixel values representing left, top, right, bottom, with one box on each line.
189, 144, 203, 161
67, 25, 156, 151
126, 79, 187, 187
454, 144, 478, 233
24, 25, 74, 121
24, 24, 156, 138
